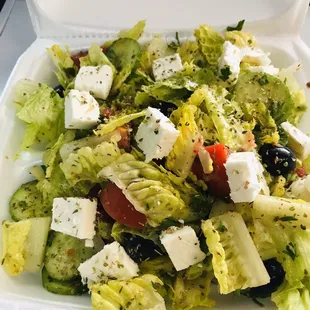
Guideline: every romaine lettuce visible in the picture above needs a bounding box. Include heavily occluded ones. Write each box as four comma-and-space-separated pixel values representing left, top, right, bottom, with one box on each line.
98, 153, 189, 227
60, 141, 121, 185
118, 20, 146, 40
79, 43, 116, 74
224, 31, 257, 48
201, 212, 270, 294
14, 81, 65, 154
172, 265, 215, 310
91, 274, 166, 310
194, 24, 224, 65
178, 40, 205, 66
166, 104, 201, 178
93, 110, 146, 136
47, 45, 77, 88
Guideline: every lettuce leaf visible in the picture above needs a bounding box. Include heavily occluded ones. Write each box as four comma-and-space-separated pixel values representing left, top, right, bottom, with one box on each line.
47, 45, 77, 88
60, 141, 121, 185
93, 110, 146, 136
272, 279, 310, 310
91, 274, 166, 310
166, 104, 201, 178
194, 24, 224, 65
79, 43, 116, 74
37, 165, 92, 206
14, 81, 65, 154
224, 31, 257, 48
198, 85, 253, 151
99, 153, 189, 227
43, 131, 75, 178
201, 212, 270, 294
278, 63, 307, 126
172, 263, 215, 310
118, 20, 146, 40
177, 40, 205, 66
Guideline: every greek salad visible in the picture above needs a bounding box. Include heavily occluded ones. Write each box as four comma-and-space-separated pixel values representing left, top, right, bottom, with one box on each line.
2, 19, 310, 310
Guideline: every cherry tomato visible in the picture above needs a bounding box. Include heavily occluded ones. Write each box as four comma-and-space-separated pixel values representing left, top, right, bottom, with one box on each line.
71, 51, 88, 68
99, 182, 147, 229
296, 166, 307, 178
192, 143, 230, 198
117, 126, 131, 150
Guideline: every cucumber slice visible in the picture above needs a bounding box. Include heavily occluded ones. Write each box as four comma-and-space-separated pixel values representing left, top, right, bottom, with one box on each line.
9, 181, 51, 221
42, 267, 86, 295
106, 38, 142, 70
201, 212, 270, 294
44, 232, 102, 281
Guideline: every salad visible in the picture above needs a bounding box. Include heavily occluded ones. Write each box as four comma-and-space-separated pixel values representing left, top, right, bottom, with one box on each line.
1, 19, 310, 310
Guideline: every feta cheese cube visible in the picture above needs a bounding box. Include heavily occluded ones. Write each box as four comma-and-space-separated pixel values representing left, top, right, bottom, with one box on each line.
225, 152, 263, 203
135, 107, 179, 162
75, 65, 113, 100
281, 121, 310, 160
288, 175, 310, 202
152, 53, 183, 81
218, 41, 242, 85
51, 197, 97, 240
241, 47, 272, 66
160, 226, 206, 271
78, 241, 139, 283
248, 65, 279, 76
65, 89, 100, 129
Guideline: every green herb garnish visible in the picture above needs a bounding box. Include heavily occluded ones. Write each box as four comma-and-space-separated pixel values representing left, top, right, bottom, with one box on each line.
227, 19, 245, 31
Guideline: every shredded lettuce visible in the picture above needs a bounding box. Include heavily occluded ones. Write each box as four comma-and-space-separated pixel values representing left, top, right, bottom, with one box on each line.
118, 20, 146, 40
194, 24, 224, 65
177, 40, 205, 66
166, 104, 201, 178
60, 141, 121, 185
99, 153, 189, 227
47, 45, 77, 88
91, 274, 166, 310
201, 212, 270, 294
14, 81, 65, 154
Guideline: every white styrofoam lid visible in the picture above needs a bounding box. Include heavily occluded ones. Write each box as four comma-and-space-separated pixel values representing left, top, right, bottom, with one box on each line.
27, 0, 309, 38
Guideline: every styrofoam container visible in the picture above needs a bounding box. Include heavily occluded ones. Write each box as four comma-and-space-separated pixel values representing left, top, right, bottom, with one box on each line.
0, 0, 310, 309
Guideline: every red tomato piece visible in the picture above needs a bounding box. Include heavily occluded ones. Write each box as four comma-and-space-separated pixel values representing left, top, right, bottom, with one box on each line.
99, 182, 147, 229
296, 166, 307, 178
192, 143, 230, 197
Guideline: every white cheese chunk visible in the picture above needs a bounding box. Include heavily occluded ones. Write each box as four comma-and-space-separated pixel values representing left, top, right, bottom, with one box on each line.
248, 65, 279, 76
75, 65, 113, 99
51, 197, 97, 240
135, 107, 180, 162
65, 89, 100, 129
78, 241, 139, 283
281, 121, 310, 160
288, 175, 310, 201
160, 226, 206, 271
241, 47, 272, 66
152, 53, 183, 81
225, 152, 263, 203
218, 41, 242, 85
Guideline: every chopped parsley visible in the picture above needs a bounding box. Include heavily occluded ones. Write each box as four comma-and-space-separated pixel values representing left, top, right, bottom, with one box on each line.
257, 75, 269, 86
283, 242, 298, 261
219, 66, 232, 81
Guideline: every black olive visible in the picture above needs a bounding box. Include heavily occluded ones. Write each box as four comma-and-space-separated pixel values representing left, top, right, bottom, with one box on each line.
150, 102, 177, 117
246, 258, 285, 299
259, 144, 296, 176
122, 233, 163, 263
54, 85, 65, 98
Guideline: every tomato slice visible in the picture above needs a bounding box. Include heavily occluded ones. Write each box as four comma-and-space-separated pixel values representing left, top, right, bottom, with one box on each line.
99, 182, 147, 229
192, 143, 230, 198
296, 166, 307, 178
